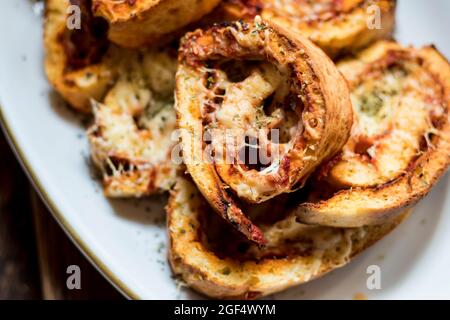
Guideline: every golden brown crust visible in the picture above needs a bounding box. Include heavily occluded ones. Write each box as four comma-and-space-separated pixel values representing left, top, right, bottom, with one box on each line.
92, 0, 221, 48
208, 0, 397, 58
167, 177, 409, 299
44, 0, 119, 112
87, 48, 179, 197
295, 41, 450, 227
175, 18, 353, 244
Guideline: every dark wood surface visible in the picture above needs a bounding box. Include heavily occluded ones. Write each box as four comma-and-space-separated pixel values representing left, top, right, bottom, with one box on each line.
0, 129, 123, 300
0, 131, 41, 299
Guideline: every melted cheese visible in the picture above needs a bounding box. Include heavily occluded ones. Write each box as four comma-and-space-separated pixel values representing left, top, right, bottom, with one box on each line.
88, 49, 178, 196
333, 56, 443, 188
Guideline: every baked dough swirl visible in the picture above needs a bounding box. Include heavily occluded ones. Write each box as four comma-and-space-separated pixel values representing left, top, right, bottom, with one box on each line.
168, 177, 409, 299
44, 0, 119, 112
176, 18, 353, 244
209, 0, 396, 58
295, 41, 450, 227
88, 48, 178, 197
92, 0, 221, 48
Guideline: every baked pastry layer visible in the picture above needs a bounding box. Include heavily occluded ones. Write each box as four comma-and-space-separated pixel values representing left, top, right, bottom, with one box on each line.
175, 18, 353, 244
44, 0, 119, 112
168, 177, 409, 299
92, 0, 221, 48
208, 0, 396, 58
87, 48, 178, 197
295, 41, 450, 227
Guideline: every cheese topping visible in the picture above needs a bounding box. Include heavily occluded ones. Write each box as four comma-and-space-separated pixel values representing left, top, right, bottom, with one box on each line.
88, 49, 178, 196
181, 20, 328, 202
330, 51, 446, 188
176, 18, 352, 242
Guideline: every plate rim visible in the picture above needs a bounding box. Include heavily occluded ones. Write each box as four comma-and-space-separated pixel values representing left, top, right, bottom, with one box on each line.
0, 104, 139, 300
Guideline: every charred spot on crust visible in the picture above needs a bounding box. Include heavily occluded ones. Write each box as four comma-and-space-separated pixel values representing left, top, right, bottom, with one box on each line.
214, 21, 234, 28
354, 136, 375, 159
219, 60, 257, 83
227, 0, 263, 18
147, 169, 157, 192
61, 0, 109, 71
244, 291, 262, 300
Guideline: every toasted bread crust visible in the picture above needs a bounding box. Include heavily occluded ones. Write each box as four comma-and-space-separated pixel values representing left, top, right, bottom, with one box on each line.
44, 0, 118, 112
92, 0, 221, 48
87, 49, 178, 197
295, 41, 450, 227
175, 18, 353, 244
209, 0, 396, 58
168, 177, 409, 299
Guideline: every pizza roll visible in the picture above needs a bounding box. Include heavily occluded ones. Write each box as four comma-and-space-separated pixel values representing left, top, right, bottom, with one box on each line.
210, 0, 396, 58
295, 41, 450, 227
175, 18, 353, 244
44, 0, 119, 112
92, 0, 221, 48
88, 48, 178, 197
168, 177, 409, 299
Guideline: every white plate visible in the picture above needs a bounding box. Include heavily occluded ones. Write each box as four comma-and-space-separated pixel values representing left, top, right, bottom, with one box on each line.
1, 0, 449, 300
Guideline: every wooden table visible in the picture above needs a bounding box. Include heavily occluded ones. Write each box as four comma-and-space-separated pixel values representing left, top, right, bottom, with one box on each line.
0, 130, 123, 299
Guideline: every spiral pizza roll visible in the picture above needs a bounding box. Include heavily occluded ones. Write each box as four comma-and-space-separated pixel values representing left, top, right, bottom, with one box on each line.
88, 48, 178, 197
92, 0, 221, 48
210, 0, 396, 58
295, 41, 450, 227
44, 0, 119, 112
168, 177, 409, 299
176, 18, 353, 244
